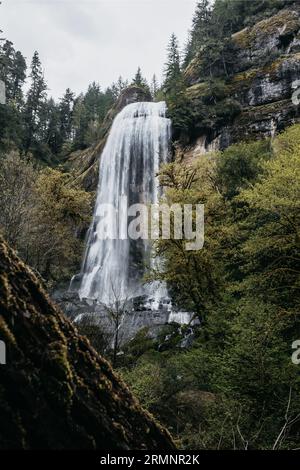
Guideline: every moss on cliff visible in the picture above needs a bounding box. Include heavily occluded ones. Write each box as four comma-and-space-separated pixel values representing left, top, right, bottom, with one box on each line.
0, 237, 175, 450
233, 8, 300, 49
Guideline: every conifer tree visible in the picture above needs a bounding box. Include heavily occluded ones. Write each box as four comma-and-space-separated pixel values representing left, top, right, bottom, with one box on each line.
11, 50, 26, 106
116, 75, 128, 97
132, 67, 149, 91
163, 34, 181, 94
72, 94, 87, 150
24, 51, 47, 153
0, 40, 26, 107
44, 98, 61, 155
150, 74, 159, 99
59, 87, 74, 143
184, 1, 211, 66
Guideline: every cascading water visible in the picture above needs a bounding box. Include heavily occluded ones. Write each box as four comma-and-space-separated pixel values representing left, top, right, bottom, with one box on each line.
74, 101, 172, 305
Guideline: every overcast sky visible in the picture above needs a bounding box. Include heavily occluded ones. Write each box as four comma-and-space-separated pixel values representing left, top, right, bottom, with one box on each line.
1, 0, 197, 100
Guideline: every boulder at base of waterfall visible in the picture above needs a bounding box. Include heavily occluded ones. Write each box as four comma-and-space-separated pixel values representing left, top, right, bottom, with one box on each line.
0, 237, 175, 450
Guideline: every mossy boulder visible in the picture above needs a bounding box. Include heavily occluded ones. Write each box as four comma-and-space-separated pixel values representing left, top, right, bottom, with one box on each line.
0, 237, 175, 450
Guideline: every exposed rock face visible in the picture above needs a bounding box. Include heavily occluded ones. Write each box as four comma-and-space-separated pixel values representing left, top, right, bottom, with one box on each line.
53, 291, 195, 347
232, 7, 300, 71
184, 3, 300, 159
0, 237, 175, 450
67, 86, 152, 191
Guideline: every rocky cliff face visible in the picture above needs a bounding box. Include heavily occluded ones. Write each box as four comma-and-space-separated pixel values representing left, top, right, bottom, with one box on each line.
67, 86, 152, 191
0, 237, 174, 450
54, 291, 196, 348
184, 3, 300, 159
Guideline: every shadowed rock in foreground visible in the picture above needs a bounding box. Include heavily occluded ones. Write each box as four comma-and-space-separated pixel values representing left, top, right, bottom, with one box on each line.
0, 238, 175, 450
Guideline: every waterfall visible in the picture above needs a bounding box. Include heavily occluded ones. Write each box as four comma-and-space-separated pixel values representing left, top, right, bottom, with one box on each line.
75, 101, 171, 305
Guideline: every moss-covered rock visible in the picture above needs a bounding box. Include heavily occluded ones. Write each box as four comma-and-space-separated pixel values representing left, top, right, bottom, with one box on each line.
233, 9, 299, 49
232, 6, 300, 72
0, 237, 175, 450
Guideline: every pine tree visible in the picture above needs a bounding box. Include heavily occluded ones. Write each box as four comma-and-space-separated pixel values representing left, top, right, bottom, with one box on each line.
183, 0, 248, 76
44, 98, 61, 155
0, 40, 15, 93
24, 51, 47, 153
132, 67, 149, 90
163, 34, 181, 94
150, 74, 159, 99
0, 38, 26, 152
184, 0, 212, 65
59, 87, 74, 143
116, 76, 128, 97
11, 50, 26, 106
102, 86, 116, 116
132, 67, 143, 87
0, 40, 26, 106
72, 94, 87, 150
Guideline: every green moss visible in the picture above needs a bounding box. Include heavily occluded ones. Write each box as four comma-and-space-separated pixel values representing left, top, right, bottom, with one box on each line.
238, 99, 291, 123
261, 52, 300, 76
233, 27, 252, 49
0, 236, 175, 449
183, 56, 202, 83
0, 316, 16, 346
229, 68, 260, 92
185, 83, 209, 99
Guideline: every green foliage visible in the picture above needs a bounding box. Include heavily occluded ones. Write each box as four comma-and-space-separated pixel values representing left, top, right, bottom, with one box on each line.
23, 51, 48, 153
235, 125, 300, 306
122, 125, 300, 449
154, 150, 228, 317
122, 356, 165, 410
181, 299, 300, 449
76, 316, 111, 356
0, 33, 126, 161
0, 40, 26, 152
72, 82, 118, 150
121, 328, 155, 367
0, 152, 92, 284
166, 76, 242, 142
0, 151, 36, 247
131, 67, 150, 93
164, 34, 181, 94
162, 34, 196, 140
0, 40, 26, 106
59, 88, 74, 146
150, 74, 159, 100
216, 139, 272, 199
183, 0, 237, 78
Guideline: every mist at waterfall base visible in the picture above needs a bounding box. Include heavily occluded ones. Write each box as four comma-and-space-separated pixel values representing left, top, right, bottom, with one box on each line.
70, 101, 194, 328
